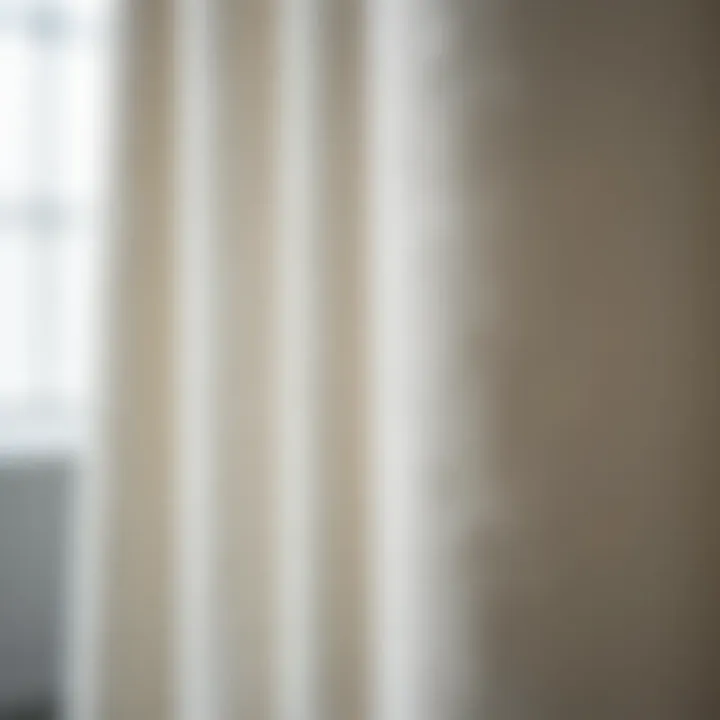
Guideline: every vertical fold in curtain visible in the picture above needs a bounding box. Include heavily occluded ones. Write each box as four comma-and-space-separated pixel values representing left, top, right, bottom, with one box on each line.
212, 1, 277, 719
368, 0, 497, 718
276, 1, 366, 719
70, 0, 177, 718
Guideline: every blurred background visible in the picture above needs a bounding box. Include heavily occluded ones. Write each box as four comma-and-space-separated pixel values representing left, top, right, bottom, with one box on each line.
0, 2, 718, 720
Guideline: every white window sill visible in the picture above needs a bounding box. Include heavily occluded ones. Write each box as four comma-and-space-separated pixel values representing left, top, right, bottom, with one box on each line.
0, 405, 85, 461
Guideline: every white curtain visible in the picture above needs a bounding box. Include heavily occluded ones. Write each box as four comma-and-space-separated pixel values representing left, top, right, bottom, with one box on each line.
67, 1, 720, 719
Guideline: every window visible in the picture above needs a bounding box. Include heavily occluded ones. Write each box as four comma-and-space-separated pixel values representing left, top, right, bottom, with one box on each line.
0, 0, 115, 451
0, 3, 116, 716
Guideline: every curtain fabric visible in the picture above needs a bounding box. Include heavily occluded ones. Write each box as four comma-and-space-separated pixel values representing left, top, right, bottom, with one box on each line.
69, 1, 720, 720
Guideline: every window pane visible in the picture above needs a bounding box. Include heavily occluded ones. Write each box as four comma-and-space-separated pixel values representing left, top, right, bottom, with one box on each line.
58, 229, 97, 403
55, 37, 111, 206
0, 0, 115, 409
0, 31, 34, 204
57, 0, 115, 23
0, 234, 32, 402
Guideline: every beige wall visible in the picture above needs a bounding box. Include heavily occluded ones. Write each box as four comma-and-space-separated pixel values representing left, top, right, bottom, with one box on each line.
451, 1, 720, 716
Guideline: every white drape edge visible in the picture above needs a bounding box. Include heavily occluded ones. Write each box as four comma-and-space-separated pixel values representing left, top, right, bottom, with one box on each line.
368, 1, 496, 718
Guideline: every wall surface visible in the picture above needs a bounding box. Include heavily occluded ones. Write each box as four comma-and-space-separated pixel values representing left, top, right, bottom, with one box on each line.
449, 1, 720, 717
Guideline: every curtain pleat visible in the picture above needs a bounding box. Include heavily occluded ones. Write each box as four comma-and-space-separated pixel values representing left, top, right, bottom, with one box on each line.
74, 1, 176, 718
